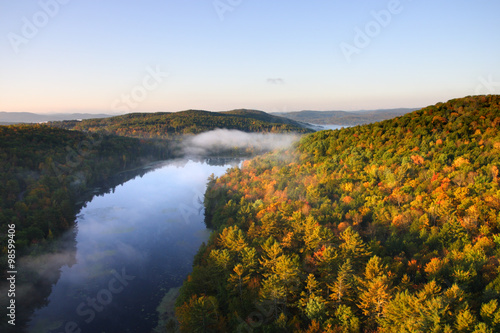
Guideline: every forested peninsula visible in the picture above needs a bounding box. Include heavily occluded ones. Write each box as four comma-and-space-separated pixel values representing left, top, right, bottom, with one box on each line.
176, 95, 500, 332
49, 109, 312, 138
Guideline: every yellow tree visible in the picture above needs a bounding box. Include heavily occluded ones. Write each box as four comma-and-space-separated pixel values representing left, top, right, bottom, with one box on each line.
329, 259, 355, 306
271, 254, 300, 295
316, 245, 339, 284
357, 256, 392, 329
259, 274, 287, 321
259, 237, 283, 273
339, 227, 371, 270
303, 216, 323, 252
228, 264, 250, 303
259, 254, 300, 320
300, 274, 327, 322
380, 281, 450, 332
218, 226, 247, 254
176, 295, 223, 333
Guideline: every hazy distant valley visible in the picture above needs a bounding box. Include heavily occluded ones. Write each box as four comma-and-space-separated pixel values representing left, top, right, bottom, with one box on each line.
273, 108, 420, 126
0, 112, 112, 125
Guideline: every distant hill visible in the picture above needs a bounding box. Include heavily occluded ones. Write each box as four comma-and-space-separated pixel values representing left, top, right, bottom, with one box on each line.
221, 109, 310, 126
0, 112, 112, 124
273, 108, 419, 125
49, 109, 313, 138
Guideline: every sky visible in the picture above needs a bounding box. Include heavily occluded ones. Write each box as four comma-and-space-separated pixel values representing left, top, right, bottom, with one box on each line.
0, 0, 499, 114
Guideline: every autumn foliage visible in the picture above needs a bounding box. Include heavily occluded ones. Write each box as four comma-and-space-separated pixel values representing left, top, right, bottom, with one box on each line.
176, 95, 500, 332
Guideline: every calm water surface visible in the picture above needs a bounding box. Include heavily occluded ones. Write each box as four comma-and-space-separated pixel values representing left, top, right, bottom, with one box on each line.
27, 158, 240, 333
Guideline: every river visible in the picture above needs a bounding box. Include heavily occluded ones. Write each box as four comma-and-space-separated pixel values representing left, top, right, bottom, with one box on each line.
22, 157, 241, 333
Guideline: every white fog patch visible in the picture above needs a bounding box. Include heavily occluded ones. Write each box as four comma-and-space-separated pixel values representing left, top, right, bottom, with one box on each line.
18, 250, 76, 275
182, 129, 301, 156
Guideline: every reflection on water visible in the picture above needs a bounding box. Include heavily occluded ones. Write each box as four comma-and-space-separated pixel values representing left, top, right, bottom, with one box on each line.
24, 158, 240, 333
0, 230, 78, 333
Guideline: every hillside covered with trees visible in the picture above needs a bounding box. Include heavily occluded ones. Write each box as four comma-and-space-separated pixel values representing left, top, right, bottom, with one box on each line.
176, 95, 500, 332
0, 125, 167, 255
50, 109, 312, 138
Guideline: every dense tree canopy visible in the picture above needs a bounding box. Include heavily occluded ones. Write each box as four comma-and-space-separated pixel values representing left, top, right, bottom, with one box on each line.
0, 124, 166, 257
176, 95, 500, 332
49, 109, 312, 139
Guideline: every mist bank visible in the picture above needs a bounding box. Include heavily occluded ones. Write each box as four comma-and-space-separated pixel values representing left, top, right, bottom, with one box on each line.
180, 129, 302, 157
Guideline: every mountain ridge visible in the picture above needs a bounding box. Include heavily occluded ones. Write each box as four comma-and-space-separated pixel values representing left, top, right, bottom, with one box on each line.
48, 109, 313, 138
273, 107, 420, 125
0, 111, 112, 124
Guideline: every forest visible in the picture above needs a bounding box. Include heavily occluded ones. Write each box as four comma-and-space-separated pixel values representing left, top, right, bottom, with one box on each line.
175, 95, 500, 332
0, 109, 308, 268
49, 109, 312, 139
0, 124, 169, 261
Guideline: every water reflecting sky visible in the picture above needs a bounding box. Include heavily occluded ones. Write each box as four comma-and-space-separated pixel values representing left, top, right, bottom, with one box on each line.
27, 159, 238, 333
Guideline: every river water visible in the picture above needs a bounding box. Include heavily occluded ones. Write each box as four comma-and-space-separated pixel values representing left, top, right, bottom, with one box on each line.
25, 158, 241, 333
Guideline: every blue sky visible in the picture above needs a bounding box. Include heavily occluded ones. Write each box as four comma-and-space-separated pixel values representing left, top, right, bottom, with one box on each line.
0, 0, 499, 113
